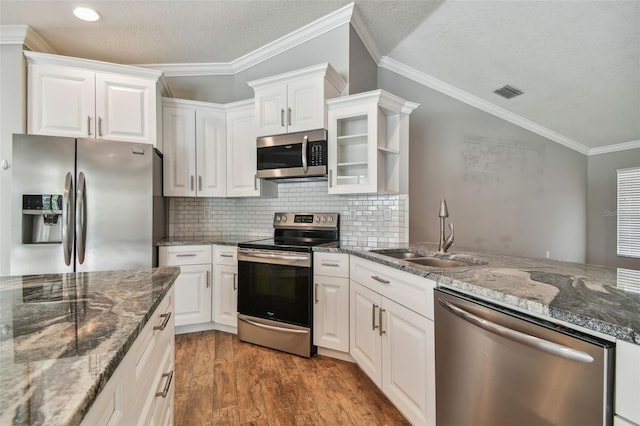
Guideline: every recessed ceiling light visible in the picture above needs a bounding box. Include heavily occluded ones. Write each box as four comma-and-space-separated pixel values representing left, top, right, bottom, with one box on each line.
73, 7, 100, 22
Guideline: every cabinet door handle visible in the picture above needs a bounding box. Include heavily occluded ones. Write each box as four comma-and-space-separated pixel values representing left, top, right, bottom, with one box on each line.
87, 116, 92, 136
154, 312, 172, 331
372, 304, 379, 331
315, 283, 319, 304
233, 273, 237, 291
379, 308, 386, 336
254, 174, 258, 190
371, 275, 390, 285
329, 169, 333, 188
155, 370, 174, 398
288, 107, 292, 126
280, 109, 285, 127
198, 175, 203, 191
206, 270, 210, 288
98, 117, 103, 137
190, 175, 195, 191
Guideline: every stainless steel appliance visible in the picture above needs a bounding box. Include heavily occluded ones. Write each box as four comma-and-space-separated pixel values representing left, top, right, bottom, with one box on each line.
237, 212, 339, 357
11, 134, 166, 275
434, 288, 614, 426
256, 129, 327, 180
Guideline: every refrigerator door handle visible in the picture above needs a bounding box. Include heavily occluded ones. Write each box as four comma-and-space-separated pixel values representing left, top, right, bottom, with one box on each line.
76, 172, 88, 264
62, 172, 74, 266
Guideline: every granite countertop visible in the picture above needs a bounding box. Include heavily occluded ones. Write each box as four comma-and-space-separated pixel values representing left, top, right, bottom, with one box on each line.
317, 243, 640, 345
0, 267, 180, 426
156, 235, 267, 246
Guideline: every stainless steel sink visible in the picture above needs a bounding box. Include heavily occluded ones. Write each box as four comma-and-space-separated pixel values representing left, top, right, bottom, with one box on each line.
406, 258, 472, 268
373, 251, 425, 260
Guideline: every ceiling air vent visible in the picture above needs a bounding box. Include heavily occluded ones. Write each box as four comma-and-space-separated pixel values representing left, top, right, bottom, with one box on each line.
494, 85, 524, 99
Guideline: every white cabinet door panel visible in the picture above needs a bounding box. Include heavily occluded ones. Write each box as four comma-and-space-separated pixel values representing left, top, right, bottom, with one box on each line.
287, 77, 323, 134
174, 264, 211, 326
214, 264, 238, 328
196, 108, 226, 197
226, 105, 260, 197
616, 340, 640, 425
163, 106, 196, 197
254, 84, 287, 137
350, 281, 382, 387
314, 275, 349, 352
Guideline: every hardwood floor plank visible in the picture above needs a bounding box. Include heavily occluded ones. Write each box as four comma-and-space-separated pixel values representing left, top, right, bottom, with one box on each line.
175, 331, 409, 426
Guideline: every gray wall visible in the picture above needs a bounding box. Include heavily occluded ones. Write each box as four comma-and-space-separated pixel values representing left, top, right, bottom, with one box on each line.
166, 24, 351, 104
0, 44, 27, 276
347, 25, 377, 95
587, 149, 640, 269
378, 67, 588, 263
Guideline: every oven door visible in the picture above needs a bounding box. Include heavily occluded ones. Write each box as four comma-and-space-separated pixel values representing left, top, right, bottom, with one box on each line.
237, 248, 312, 327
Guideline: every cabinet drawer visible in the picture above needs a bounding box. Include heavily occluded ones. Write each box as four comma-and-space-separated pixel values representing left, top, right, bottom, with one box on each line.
616, 340, 640, 425
214, 246, 238, 265
314, 252, 349, 278
350, 256, 435, 320
159, 245, 212, 266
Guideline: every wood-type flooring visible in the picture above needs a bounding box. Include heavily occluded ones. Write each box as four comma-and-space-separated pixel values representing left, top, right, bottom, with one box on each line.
174, 330, 410, 426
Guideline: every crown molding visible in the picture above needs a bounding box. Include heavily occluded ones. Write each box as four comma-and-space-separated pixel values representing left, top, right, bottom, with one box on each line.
349, 3, 381, 64
138, 2, 354, 77
589, 139, 640, 156
0, 25, 55, 53
379, 56, 591, 156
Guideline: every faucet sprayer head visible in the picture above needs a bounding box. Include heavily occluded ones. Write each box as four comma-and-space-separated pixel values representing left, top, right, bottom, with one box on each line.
439, 198, 449, 218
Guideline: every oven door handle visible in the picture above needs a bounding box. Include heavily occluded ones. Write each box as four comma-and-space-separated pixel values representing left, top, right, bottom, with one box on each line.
241, 252, 309, 262
239, 317, 309, 335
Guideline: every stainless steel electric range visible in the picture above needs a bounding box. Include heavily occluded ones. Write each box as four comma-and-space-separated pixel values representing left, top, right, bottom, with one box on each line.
237, 212, 340, 357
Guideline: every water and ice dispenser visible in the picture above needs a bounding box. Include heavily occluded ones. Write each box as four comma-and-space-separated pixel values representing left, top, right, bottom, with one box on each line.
22, 195, 63, 244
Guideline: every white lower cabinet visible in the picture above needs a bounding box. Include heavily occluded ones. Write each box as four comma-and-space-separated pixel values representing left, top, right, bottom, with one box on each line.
313, 253, 350, 352
616, 340, 640, 425
159, 245, 212, 327
213, 245, 238, 330
81, 288, 175, 425
350, 256, 436, 426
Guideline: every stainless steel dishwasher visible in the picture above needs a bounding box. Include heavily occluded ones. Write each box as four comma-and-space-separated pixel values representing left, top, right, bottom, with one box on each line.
434, 288, 614, 426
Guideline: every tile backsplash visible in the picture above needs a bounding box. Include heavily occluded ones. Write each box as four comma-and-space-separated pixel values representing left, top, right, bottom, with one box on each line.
168, 181, 408, 250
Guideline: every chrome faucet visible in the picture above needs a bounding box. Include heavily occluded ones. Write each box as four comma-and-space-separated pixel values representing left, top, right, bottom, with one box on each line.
438, 198, 454, 253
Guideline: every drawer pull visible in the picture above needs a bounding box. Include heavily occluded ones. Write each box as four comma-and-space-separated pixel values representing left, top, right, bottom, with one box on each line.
321, 262, 340, 267
176, 253, 197, 257
154, 312, 172, 331
155, 370, 174, 398
371, 275, 390, 285
220, 254, 234, 258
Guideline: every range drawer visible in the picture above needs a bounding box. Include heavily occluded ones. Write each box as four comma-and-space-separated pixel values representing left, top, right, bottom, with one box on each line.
350, 255, 435, 320
314, 252, 349, 278
159, 245, 212, 266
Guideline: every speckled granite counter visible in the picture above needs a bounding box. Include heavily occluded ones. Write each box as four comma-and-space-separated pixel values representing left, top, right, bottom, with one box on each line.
156, 235, 266, 246
0, 267, 180, 425
316, 243, 640, 345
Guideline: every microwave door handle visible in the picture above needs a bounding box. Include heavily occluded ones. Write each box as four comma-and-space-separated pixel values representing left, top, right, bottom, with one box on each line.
301, 135, 308, 174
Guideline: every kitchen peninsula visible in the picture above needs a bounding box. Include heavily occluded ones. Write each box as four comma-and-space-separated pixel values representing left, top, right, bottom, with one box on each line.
0, 267, 179, 425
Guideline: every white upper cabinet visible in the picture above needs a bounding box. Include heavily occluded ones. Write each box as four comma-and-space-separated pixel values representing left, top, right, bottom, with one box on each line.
248, 63, 347, 137
327, 90, 418, 195
225, 100, 277, 198
163, 98, 227, 197
25, 51, 162, 146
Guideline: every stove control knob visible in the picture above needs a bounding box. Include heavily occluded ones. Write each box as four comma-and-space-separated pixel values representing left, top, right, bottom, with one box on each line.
275, 215, 281, 222
281, 216, 287, 223
327, 216, 334, 223
321, 216, 327, 223
315, 216, 320, 222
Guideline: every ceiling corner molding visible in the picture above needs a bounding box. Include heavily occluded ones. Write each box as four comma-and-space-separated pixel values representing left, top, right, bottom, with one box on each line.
589, 140, 640, 156
0, 25, 55, 53
350, 3, 381, 64
138, 62, 235, 77
231, 2, 353, 73
379, 56, 591, 156
140, 2, 354, 77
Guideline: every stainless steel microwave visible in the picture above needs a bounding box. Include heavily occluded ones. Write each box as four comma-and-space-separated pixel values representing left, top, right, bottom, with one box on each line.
256, 129, 327, 180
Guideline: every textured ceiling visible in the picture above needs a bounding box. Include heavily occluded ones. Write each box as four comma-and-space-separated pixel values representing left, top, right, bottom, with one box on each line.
1, 0, 638, 151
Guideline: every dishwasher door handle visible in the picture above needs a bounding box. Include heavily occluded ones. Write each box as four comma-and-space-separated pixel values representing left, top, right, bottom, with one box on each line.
438, 298, 594, 364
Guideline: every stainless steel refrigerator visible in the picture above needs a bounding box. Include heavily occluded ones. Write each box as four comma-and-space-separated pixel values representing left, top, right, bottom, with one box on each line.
11, 134, 166, 275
